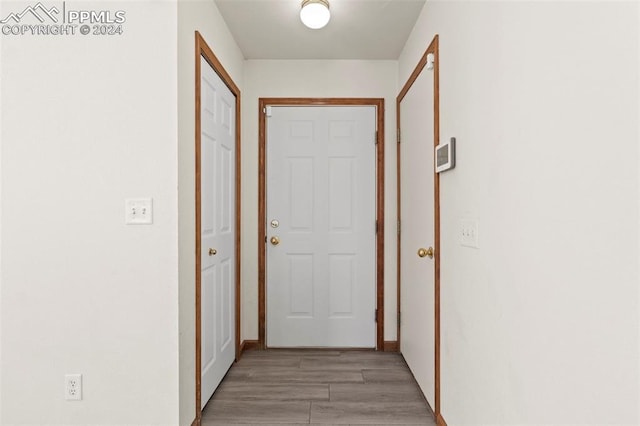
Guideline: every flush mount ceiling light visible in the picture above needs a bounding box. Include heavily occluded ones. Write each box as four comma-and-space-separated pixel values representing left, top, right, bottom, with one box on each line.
300, 0, 330, 30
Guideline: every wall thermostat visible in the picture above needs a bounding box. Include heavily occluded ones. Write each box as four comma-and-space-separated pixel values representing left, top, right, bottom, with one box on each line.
435, 137, 456, 173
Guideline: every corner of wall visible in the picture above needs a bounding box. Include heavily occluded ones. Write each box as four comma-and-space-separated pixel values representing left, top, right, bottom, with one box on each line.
177, 2, 244, 425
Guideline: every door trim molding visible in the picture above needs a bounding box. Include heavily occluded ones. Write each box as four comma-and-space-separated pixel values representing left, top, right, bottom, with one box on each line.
396, 35, 441, 416
258, 97, 385, 350
194, 31, 242, 422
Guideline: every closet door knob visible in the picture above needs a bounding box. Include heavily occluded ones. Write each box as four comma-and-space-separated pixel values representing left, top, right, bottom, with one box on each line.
417, 247, 433, 259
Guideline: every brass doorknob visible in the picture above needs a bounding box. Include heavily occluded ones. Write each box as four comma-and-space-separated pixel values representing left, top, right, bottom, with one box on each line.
208, 248, 217, 256
417, 247, 434, 259
270, 236, 280, 246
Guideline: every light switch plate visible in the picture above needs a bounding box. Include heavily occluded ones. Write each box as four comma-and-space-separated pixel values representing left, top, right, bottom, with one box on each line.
460, 218, 479, 248
125, 198, 153, 225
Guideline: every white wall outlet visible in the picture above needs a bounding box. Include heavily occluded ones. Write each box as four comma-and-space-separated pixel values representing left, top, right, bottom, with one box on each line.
65, 373, 82, 401
460, 218, 479, 248
125, 198, 153, 225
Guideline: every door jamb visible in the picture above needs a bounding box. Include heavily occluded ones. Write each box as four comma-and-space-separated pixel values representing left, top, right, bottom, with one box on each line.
396, 35, 441, 420
194, 31, 242, 423
258, 98, 385, 350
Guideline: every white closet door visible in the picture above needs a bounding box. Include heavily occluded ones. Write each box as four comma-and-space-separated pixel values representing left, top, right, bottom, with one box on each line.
400, 65, 436, 406
200, 55, 235, 407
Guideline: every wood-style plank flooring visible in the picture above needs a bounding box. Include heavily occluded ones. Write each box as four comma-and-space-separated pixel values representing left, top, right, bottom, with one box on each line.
201, 350, 435, 425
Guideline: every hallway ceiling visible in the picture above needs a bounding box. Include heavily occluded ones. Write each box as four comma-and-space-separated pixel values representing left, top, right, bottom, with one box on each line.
214, 0, 426, 60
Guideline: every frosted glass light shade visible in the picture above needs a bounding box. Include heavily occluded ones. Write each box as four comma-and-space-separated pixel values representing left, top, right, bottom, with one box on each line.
300, 0, 330, 29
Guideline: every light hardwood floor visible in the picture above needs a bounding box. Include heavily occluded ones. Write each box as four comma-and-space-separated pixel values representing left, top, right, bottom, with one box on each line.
201, 349, 435, 425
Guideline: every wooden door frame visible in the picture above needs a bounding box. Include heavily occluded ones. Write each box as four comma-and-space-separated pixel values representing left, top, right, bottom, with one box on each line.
258, 98, 385, 350
194, 31, 242, 423
396, 35, 442, 422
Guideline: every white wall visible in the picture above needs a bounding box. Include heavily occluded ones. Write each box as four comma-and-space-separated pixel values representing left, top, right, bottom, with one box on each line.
400, 1, 639, 424
242, 60, 399, 342
0, 1, 180, 424
177, 1, 244, 424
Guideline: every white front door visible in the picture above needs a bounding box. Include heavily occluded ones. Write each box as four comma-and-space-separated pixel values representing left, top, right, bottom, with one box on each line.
400, 65, 436, 405
266, 106, 376, 348
200, 55, 235, 406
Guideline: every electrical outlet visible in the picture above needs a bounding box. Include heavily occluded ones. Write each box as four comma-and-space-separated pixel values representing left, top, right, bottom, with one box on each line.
65, 374, 82, 401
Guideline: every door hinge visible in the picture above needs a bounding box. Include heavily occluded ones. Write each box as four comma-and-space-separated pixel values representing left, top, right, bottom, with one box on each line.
397, 220, 401, 235
397, 129, 401, 144
264, 236, 267, 243
375, 130, 378, 145
375, 309, 378, 323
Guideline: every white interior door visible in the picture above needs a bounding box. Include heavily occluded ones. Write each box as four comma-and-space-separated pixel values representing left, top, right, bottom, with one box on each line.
200, 56, 235, 407
266, 106, 376, 348
400, 66, 436, 405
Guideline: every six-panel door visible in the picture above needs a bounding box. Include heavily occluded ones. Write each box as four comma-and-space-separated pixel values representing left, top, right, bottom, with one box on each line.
266, 106, 377, 348
200, 56, 236, 407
